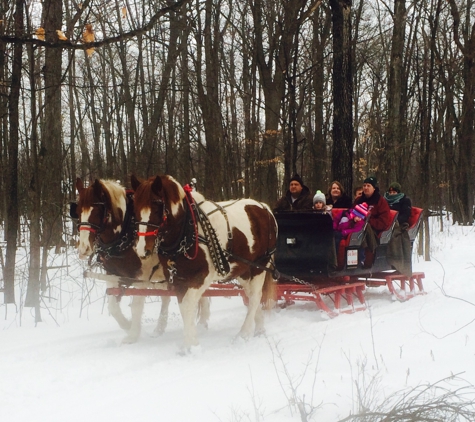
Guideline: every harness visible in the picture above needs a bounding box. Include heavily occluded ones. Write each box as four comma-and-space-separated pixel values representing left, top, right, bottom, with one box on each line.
136, 185, 276, 281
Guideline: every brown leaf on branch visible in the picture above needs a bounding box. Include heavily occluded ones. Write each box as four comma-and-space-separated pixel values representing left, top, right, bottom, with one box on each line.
56, 30, 68, 40
36, 27, 45, 41
82, 24, 95, 57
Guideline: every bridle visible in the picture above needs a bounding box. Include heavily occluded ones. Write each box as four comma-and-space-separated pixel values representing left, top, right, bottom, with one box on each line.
77, 201, 109, 235
136, 198, 169, 237
135, 186, 199, 260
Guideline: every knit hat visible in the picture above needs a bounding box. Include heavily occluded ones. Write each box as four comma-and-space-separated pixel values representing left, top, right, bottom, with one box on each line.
313, 190, 326, 205
290, 174, 304, 187
363, 176, 378, 188
353, 202, 369, 219
388, 182, 401, 193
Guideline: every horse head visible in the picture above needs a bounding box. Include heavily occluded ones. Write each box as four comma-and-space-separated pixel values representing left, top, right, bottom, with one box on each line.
131, 174, 186, 259
75, 178, 127, 259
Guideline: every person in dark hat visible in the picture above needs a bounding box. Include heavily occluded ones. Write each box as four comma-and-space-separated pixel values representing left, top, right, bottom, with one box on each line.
354, 176, 391, 234
273, 174, 313, 212
384, 182, 412, 227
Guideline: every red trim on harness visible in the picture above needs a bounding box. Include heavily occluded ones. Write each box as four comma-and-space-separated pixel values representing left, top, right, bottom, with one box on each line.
79, 226, 97, 233
137, 229, 159, 237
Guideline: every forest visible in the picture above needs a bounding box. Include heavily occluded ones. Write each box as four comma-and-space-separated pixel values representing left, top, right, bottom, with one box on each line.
1, 0, 474, 307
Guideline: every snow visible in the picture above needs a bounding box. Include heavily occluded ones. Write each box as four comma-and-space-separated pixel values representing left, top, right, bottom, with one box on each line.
1, 216, 475, 421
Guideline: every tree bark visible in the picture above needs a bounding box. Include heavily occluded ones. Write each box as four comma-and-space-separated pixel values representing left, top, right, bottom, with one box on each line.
3, 0, 23, 304
330, 0, 353, 194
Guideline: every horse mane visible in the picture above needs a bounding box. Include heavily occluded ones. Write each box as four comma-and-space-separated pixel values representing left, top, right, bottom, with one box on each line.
100, 180, 127, 223
136, 175, 186, 217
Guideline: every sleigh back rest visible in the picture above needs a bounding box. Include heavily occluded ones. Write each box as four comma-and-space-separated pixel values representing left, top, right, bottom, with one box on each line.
331, 208, 346, 220
407, 207, 423, 241
378, 209, 399, 245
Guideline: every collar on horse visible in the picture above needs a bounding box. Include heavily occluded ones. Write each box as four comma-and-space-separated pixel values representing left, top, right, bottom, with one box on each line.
94, 192, 137, 260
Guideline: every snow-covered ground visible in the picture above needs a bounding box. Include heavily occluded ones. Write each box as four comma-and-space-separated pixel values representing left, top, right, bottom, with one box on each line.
1, 215, 475, 421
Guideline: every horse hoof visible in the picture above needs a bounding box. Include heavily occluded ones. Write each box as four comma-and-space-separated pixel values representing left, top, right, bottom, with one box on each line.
151, 328, 165, 337
121, 334, 139, 344
254, 328, 266, 337
177, 344, 201, 356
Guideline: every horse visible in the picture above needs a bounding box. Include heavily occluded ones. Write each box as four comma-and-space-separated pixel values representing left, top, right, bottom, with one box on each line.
130, 174, 278, 350
75, 178, 171, 343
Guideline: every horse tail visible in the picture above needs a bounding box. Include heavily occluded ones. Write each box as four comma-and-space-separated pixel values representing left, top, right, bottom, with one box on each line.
261, 266, 276, 310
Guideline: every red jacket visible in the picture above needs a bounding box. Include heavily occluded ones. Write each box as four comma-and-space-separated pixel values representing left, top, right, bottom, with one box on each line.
355, 189, 391, 234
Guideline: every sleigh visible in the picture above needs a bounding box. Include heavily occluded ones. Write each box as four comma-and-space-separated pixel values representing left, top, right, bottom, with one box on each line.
96, 206, 424, 318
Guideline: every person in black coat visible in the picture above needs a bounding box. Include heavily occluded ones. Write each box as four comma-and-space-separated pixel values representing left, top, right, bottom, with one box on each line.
326, 180, 353, 209
383, 182, 412, 227
273, 174, 313, 212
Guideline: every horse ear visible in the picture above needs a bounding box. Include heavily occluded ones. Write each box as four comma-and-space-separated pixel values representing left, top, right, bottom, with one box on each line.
76, 177, 84, 193
130, 174, 141, 191
92, 179, 103, 199
151, 176, 163, 195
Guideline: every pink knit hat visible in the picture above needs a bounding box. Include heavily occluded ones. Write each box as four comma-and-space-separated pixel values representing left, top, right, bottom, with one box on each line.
353, 202, 369, 219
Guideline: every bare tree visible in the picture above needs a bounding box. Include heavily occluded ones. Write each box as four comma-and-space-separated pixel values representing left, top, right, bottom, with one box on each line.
3, 0, 23, 304
330, 0, 353, 194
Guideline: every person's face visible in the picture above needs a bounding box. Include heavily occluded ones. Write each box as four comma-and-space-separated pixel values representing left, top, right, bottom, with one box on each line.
363, 183, 375, 197
289, 181, 303, 196
388, 188, 397, 195
314, 201, 324, 210
331, 183, 341, 199
354, 189, 363, 200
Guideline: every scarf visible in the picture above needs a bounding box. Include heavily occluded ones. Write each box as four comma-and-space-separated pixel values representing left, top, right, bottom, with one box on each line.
384, 192, 404, 205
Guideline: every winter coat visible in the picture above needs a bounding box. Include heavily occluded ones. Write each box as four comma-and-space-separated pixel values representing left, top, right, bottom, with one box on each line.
326, 193, 353, 209
333, 209, 366, 238
273, 185, 314, 212
355, 189, 391, 234
384, 193, 412, 225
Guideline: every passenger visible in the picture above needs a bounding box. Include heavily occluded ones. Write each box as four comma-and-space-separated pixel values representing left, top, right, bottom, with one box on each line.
333, 203, 368, 236
353, 186, 363, 202
273, 174, 313, 212
333, 202, 369, 265
313, 190, 332, 214
326, 181, 353, 209
355, 176, 391, 235
384, 182, 412, 227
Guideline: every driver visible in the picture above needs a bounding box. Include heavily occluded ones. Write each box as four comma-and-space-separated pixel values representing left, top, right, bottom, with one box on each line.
273, 174, 313, 212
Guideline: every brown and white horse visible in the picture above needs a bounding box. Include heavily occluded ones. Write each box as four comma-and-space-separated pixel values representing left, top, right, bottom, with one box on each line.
75, 178, 171, 343
131, 174, 278, 350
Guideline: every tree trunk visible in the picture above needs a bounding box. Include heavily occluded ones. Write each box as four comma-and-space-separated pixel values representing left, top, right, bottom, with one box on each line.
385, 0, 406, 186
42, 0, 64, 249
330, 0, 353, 194
25, 33, 42, 317
3, 0, 23, 304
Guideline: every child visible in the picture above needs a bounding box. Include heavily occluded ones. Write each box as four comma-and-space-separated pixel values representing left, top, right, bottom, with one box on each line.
313, 190, 331, 214
333, 202, 369, 265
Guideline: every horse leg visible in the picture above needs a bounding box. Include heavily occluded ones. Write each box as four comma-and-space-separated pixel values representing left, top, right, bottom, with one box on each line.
121, 296, 145, 344
237, 274, 265, 340
153, 296, 171, 336
197, 297, 210, 329
107, 294, 132, 331
178, 288, 204, 350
